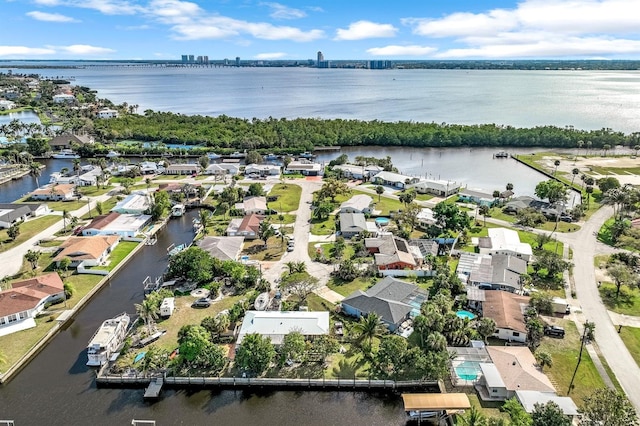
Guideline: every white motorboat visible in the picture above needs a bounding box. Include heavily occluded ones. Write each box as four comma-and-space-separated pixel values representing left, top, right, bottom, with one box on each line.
106, 150, 121, 158
207, 152, 221, 160
86, 313, 130, 367
51, 149, 80, 159
171, 203, 185, 217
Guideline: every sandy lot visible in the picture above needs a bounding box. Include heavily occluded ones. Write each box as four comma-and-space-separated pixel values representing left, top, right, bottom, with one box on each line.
539, 155, 640, 185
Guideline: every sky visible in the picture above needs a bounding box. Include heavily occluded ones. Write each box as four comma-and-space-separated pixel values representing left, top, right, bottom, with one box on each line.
2, 0, 640, 60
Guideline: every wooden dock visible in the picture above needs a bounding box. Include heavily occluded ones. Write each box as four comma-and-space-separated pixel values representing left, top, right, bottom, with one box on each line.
144, 378, 163, 399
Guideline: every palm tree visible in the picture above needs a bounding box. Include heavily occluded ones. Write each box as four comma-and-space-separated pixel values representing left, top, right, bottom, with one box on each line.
585, 186, 594, 207
535, 350, 553, 371
458, 405, 487, 426
571, 168, 580, 187
505, 182, 513, 192
285, 261, 306, 274
72, 158, 81, 177
135, 298, 159, 334
199, 209, 213, 234
352, 313, 387, 348
29, 162, 42, 188
375, 185, 384, 202
577, 139, 584, 156
478, 205, 490, 227
603, 144, 611, 157
553, 159, 560, 175
62, 210, 70, 233
425, 332, 447, 352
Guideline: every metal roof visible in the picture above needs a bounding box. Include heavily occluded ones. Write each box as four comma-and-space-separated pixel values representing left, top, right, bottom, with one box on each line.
402, 393, 471, 411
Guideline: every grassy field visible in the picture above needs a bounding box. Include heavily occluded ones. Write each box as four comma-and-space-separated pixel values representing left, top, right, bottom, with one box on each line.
619, 326, 640, 368
0, 316, 58, 373
242, 236, 286, 261
77, 185, 116, 197
268, 183, 302, 212
599, 283, 640, 316
0, 215, 61, 252
353, 189, 405, 216
538, 320, 607, 405
327, 276, 372, 297
310, 215, 336, 235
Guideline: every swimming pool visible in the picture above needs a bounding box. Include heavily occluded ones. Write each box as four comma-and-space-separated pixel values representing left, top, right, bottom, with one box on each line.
456, 310, 476, 320
375, 217, 390, 226
454, 360, 482, 381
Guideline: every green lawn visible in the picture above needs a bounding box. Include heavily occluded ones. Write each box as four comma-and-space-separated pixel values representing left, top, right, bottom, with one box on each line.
415, 193, 434, 201
0, 215, 61, 252
619, 326, 640, 368
353, 189, 404, 216
310, 215, 336, 235
77, 185, 116, 197
538, 320, 608, 405
40, 199, 87, 212
268, 183, 302, 212
103, 241, 139, 271
82, 197, 119, 219
0, 316, 58, 373
327, 276, 372, 297
599, 283, 640, 316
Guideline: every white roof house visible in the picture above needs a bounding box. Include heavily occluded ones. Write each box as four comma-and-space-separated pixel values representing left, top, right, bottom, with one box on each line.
244, 164, 281, 176
416, 208, 436, 228
480, 228, 533, 262
111, 193, 152, 215
515, 391, 579, 416
371, 171, 419, 188
205, 163, 239, 175
332, 164, 383, 179
410, 178, 461, 197
235, 196, 268, 214
237, 310, 330, 346
284, 160, 322, 176
97, 108, 119, 119
0, 100, 16, 110
340, 194, 373, 214
53, 93, 76, 103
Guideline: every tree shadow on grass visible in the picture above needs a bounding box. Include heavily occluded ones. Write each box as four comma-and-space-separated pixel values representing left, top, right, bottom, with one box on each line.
600, 285, 635, 310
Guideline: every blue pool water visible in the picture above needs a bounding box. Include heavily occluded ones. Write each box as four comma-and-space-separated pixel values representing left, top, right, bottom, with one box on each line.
454, 361, 482, 381
375, 217, 390, 226
456, 310, 476, 320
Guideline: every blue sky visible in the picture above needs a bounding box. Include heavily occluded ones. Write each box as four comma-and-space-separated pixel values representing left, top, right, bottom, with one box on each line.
2, 0, 640, 60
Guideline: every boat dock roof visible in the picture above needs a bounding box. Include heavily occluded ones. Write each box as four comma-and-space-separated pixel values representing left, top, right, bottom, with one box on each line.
401, 393, 471, 411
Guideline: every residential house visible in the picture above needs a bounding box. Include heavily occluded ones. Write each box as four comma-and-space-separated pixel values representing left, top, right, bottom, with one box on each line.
0, 273, 65, 337
341, 276, 428, 331
237, 310, 330, 346
332, 163, 383, 180
53, 93, 76, 103
81, 212, 151, 238
416, 208, 436, 229
371, 171, 419, 189
456, 252, 527, 293
458, 188, 496, 206
53, 235, 120, 268
235, 196, 268, 215
111, 193, 152, 215
479, 228, 533, 262
157, 182, 199, 198
0, 203, 50, 229
205, 163, 240, 176
244, 164, 281, 176
410, 178, 461, 197
503, 196, 550, 214
339, 212, 376, 238
0, 100, 15, 110
48, 133, 93, 151
30, 183, 76, 201
339, 194, 373, 214
165, 163, 201, 175
482, 290, 530, 343
478, 346, 555, 401
515, 391, 579, 418
365, 234, 421, 274
196, 236, 244, 261
139, 161, 164, 175
96, 108, 119, 119
409, 239, 440, 258
284, 159, 322, 176
3, 90, 19, 100
226, 213, 262, 239
48, 167, 104, 187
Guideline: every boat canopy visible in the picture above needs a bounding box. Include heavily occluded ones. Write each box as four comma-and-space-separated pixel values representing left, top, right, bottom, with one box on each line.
402, 393, 471, 412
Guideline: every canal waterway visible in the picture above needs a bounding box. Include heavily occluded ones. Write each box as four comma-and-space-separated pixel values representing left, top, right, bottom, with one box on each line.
0, 211, 405, 425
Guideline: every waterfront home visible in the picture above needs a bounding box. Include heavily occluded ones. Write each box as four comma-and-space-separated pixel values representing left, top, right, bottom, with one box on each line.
96, 108, 119, 119
205, 163, 240, 176
111, 193, 152, 215
365, 234, 421, 275
339, 212, 376, 238
481, 291, 529, 344
409, 178, 461, 197
53, 93, 76, 103
139, 161, 164, 175
2, 89, 19, 100
30, 183, 76, 201
371, 171, 419, 189
0, 273, 65, 337
157, 182, 200, 198
236, 310, 330, 346
341, 276, 428, 332
226, 213, 262, 239
244, 164, 281, 176
456, 252, 527, 293
503, 196, 550, 214
479, 228, 533, 262
48, 133, 93, 150
164, 163, 201, 176
0, 203, 50, 229
339, 194, 373, 214
332, 163, 383, 180
50, 166, 105, 187
53, 235, 120, 268
458, 188, 496, 206
0, 100, 15, 110
477, 346, 555, 401
415, 208, 436, 229
81, 212, 151, 238
235, 196, 268, 215
196, 236, 244, 261
284, 159, 322, 176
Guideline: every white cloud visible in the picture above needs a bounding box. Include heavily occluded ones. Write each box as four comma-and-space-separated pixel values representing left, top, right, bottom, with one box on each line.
26, 11, 79, 23
117, 24, 151, 30
33, 0, 62, 5
335, 20, 397, 41
405, 0, 640, 58
34, 0, 143, 15
53, 44, 117, 55
367, 45, 437, 57
148, 0, 201, 21
254, 52, 288, 59
0, 46, 56, 57
261, 2, 306, 20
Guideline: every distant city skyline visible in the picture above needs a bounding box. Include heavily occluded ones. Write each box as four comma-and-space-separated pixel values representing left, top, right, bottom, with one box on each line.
2, 0, 640, 60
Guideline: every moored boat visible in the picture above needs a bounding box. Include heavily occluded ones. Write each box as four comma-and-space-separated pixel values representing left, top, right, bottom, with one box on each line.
106, 150, 121, 158
86, 312, 130, 367
171, 203, 185, 217
51, 149, 80, 159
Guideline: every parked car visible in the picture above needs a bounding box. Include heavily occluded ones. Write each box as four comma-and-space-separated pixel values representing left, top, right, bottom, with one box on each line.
191, 298, 211, 308
544, 325, 565, 338
287, 245, 295, 252
287, 235, 295, 242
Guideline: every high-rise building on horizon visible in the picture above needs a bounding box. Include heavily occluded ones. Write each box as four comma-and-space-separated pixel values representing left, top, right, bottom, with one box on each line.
181, 55, 188, 63
236, 56, 241, 66
317, 51, 324, 63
